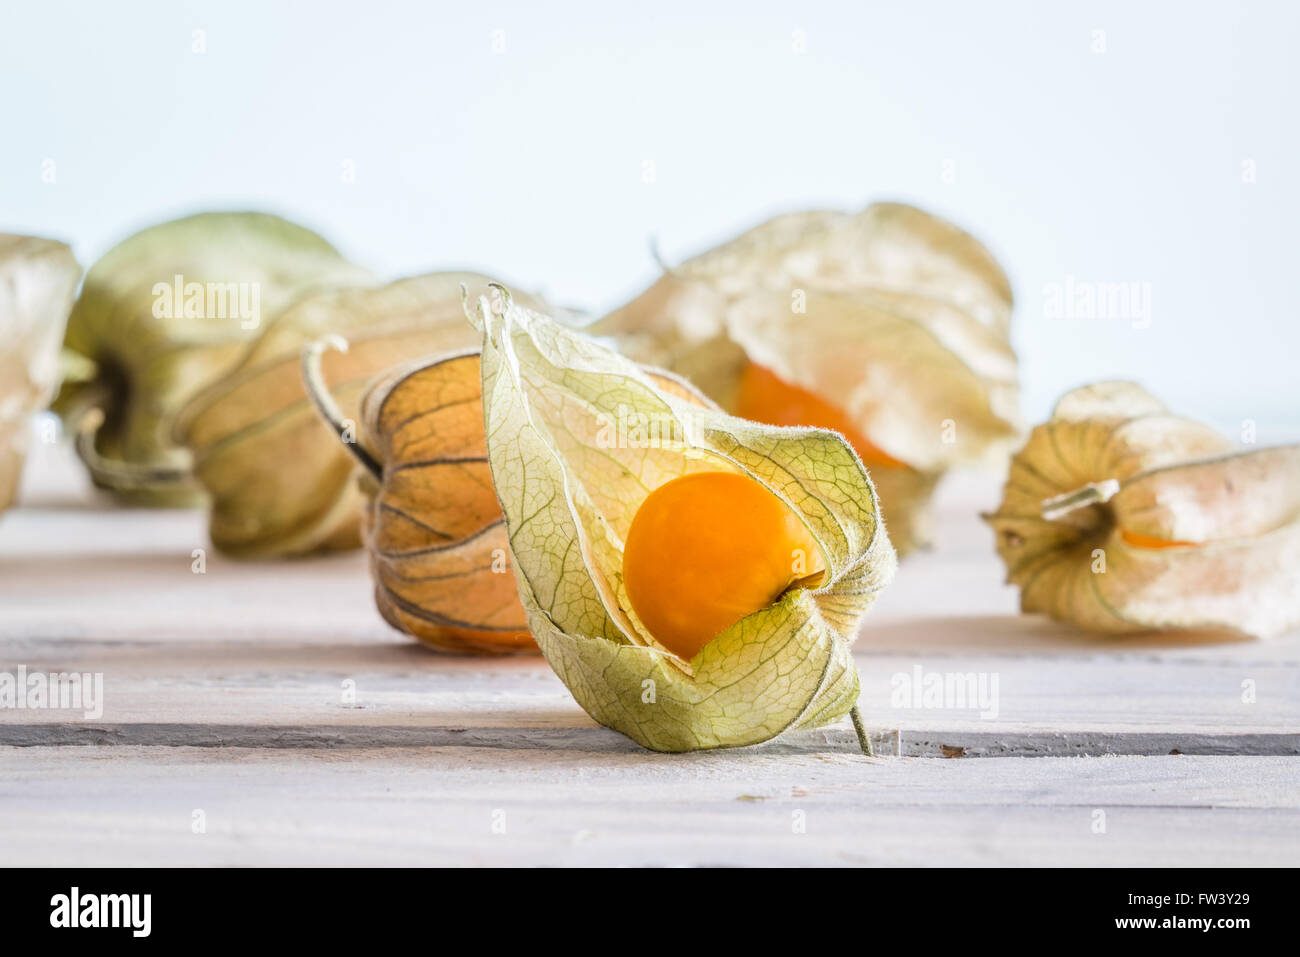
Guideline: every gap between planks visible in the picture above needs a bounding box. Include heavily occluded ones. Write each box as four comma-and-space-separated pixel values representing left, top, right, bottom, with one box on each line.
2, 723, 1297, 757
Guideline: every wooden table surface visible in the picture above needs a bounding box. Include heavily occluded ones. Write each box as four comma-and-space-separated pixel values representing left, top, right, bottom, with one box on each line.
2, 438, 1297, 866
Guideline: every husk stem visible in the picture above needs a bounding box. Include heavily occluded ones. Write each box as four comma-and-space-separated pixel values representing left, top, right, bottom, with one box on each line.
648, 235, 672, 274
1040, 479, 1120, 521
67, 382, 193, 493
300, 335, 383, 481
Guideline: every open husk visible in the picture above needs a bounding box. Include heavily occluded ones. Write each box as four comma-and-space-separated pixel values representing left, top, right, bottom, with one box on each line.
984, 381, 1300, 638
591, 202, 1019, 554
475, 288, 897, 751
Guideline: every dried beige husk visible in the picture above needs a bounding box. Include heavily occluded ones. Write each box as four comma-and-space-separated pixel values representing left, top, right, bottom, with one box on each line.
0, 235, 81, 510
985, 381, 1300, 638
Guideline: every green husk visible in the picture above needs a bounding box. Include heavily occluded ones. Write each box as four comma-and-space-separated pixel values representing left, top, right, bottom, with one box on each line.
475, 288, 897, 752
54, 212, 372, 505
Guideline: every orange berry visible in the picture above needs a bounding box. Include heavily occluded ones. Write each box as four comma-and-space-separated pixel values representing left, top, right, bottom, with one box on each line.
622, 471, 825, 659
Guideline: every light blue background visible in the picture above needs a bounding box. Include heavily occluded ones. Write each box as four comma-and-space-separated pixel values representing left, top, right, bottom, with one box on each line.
3, 0, 1297, 432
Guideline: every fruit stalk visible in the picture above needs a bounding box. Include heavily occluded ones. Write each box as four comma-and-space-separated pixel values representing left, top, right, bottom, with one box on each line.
849, 705, 874, 757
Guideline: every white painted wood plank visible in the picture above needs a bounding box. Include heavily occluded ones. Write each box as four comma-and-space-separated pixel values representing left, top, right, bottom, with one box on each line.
0, 642, 1295, 743
1, 747, 1296, 866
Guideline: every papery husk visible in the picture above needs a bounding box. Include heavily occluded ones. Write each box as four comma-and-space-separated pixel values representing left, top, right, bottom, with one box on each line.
354, 349, 535, 653
984, 381, 1300, 638
54, 212, 373, 505
475, 288, 897, 751
591, 202, 1019, 553
0, 235, 82, 511
174, 273, 527, 558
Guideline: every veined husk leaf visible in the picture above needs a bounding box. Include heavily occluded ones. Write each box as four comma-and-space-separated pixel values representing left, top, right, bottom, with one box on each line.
985, 381, 1300, 638
591, 202, 1019, 554
54, 212, 373, 505
475, 289, 897, 751
0, 235, 82, 511
174, 273, 525, 558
